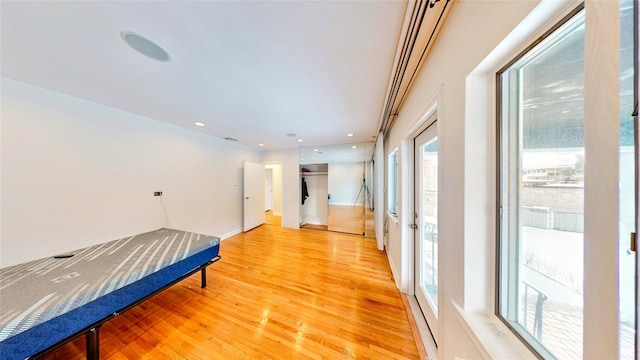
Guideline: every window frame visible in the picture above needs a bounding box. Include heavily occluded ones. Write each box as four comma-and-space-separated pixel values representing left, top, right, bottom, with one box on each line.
388, 148, 399, 216
495, 4, 585, 359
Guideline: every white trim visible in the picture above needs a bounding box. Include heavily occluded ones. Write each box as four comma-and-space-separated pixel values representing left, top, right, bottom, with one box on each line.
452, 301, 536, 360
375, 131, 385, 250
387, 248, 402, 290
473, 0, 583, 75
219, 227, 243, 240
401, 87, 443, 347
583, 0, 620, 356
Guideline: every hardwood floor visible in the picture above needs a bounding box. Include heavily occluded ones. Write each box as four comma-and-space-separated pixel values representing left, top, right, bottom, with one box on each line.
328, 205, 364, 235
265, 210, 281, 226
40, 223, 420, 359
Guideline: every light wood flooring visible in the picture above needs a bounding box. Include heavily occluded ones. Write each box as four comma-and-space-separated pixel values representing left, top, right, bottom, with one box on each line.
265, 210, 280, 226
328, 205, 364, 235
300, 205, 365, 235
40, 219, 420, 359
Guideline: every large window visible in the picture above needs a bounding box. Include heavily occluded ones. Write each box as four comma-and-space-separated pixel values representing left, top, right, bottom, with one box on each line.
497, 9, 586, 359
388, 149, 399, 216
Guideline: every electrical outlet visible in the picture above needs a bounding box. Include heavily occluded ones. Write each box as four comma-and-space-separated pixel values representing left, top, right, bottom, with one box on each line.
154, 191, 163, 196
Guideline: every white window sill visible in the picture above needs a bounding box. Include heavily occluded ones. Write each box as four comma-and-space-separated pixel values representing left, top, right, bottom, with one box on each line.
452, 302, 537, 360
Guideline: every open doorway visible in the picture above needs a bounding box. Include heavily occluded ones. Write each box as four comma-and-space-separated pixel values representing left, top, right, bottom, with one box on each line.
299, 142, 374, 236
264, 163, 283, 227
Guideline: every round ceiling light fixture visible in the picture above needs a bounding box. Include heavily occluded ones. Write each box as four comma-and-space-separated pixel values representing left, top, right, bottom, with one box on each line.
347, 133, 354, 137
194, 122, 205, 127
121, 32, 171, 62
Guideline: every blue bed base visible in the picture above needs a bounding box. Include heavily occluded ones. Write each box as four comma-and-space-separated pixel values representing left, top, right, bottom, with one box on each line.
0, 247, 220, 360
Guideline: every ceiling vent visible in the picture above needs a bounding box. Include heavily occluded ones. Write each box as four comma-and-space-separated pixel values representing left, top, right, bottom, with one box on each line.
224, 137, 239, 142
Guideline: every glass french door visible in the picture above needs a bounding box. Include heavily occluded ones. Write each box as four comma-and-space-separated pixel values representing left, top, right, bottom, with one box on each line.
414, 121, 439, 343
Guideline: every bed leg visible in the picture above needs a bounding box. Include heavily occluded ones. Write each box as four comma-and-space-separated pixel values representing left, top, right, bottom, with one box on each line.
201, 266, 207, 288
86, 326, 100, 360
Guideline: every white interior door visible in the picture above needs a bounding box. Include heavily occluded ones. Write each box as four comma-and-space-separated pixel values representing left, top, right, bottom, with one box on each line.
244, 161, 265, 231
414, 121, 439, 344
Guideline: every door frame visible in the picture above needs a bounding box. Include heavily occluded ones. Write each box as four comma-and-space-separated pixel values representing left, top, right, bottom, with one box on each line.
398, 90, 442, 358
264, 162, 284, 218
243, 161, 265, 232
265, 168, 274, 212
413, 118, 439, 343
405, 104, 439, 296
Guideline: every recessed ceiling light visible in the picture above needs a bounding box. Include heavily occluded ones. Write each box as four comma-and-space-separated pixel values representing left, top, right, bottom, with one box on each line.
258, 143, 264, 147
194, 122, 205, 127
347, 133, 354, 137
297, 139, 303, 142
314, 149, 319, 152
121, 32, 170, 62
286, 133, 297, 137
352, 145, 357, 149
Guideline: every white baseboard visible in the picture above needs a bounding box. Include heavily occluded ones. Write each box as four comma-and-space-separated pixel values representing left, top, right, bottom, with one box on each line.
387, 251, 401, 290
219, 227, 242, 240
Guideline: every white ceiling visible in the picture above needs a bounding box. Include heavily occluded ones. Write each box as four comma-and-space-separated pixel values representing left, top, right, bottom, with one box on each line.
299, 141, 374, 164
1, 1, 407, 150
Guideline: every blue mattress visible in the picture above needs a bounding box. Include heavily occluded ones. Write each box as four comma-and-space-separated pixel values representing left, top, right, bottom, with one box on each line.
0, 228, 220, 360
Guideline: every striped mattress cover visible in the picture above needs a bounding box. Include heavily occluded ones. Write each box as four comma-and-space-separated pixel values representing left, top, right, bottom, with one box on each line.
0, 228, 220, 359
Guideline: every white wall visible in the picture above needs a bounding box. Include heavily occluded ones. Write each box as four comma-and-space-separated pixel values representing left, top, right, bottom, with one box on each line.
261, 149, 299, 229
1, 78, 260, 267
328, 162, 365, 206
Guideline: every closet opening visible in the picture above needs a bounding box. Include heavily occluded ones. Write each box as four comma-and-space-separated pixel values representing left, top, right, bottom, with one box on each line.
299, 143, 374, 236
